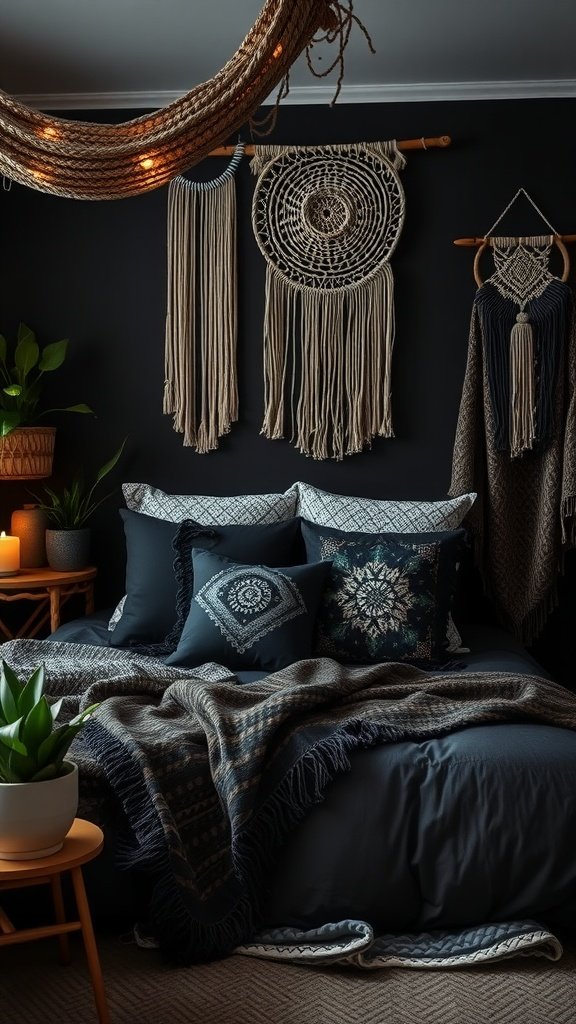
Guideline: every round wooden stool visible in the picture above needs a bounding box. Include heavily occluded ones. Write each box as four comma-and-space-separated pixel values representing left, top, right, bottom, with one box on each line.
0, 818, 111, 1024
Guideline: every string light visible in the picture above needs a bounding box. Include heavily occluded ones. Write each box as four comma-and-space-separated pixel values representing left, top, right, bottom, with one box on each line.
0, 1, 366, 200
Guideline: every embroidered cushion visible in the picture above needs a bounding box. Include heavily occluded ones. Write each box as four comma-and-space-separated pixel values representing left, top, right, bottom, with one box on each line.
296, 482, 475, 533
301, 519, 465, 666
109, 484, 299, 632
166, 550, 330, 672
110, 510, 304, 650
122, 482, 298, 524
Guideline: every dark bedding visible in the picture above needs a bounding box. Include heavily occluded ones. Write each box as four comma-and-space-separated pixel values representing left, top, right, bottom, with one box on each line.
11, 620, 576, 960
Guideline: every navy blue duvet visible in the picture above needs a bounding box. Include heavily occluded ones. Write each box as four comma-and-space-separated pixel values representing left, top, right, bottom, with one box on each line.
52, 617, 576, 933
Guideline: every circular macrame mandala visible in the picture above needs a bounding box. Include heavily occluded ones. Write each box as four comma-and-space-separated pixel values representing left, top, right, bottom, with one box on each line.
252, 144, 405, 290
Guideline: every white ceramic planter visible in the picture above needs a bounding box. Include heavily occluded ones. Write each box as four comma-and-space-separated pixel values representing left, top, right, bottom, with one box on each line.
0, 761, 78, 860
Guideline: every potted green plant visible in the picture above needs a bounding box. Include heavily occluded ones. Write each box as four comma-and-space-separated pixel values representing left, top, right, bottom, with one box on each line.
0, 660, 99, 859
32, 439, 126, 572
0, 323, 93, 479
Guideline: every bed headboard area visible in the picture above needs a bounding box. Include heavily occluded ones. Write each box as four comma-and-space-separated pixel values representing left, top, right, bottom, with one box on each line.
0, 97, 574, 682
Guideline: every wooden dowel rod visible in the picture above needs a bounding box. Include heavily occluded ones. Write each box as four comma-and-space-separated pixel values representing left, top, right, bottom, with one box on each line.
454, 234, 576, 246
208, 135, 451, 157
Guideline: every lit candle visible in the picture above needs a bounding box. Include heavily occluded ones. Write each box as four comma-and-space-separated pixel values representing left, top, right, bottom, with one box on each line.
0, 531, 20, 576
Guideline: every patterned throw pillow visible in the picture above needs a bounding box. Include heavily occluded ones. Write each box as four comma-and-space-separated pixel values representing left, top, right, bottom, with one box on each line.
109, 484, 300, 631
297, 485, 475, 654
166, 550, 331, 672
109, 510, 304, 651
296, 482, 476, 533
122, 482, 298, 524
301, 520, 465, 666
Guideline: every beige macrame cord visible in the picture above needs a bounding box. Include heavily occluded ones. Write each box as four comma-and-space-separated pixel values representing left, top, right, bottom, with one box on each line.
252, 141, 405, 460
164, 145, 242, 453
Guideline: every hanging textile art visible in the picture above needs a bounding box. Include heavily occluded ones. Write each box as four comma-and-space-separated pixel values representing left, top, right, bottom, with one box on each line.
251, 141, 406, 461
163, 142, 244, 453
450, 201, 576, 643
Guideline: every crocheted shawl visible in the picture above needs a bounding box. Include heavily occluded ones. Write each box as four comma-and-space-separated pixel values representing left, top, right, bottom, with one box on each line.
450, 288, 576, 642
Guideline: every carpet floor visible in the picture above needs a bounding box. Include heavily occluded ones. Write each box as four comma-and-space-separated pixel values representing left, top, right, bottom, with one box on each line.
1, 927, 576, 1024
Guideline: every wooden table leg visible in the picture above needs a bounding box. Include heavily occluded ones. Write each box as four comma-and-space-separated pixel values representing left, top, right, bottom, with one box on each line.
50, 873, 71, 964
70, 867, 111, 1024
85, 580, 95, 616
48, 586, 61, 634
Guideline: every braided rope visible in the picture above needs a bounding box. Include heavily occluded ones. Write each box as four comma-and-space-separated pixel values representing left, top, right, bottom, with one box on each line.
0, 0, 355, 201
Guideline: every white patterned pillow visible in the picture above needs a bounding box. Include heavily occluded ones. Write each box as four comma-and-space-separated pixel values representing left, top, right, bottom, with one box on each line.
297, 482, 476, 655
122, 483, 298, 524
296, 482, 476, 533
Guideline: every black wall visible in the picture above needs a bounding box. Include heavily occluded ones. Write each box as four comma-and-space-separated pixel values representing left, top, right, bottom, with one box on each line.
0, 98, 574, 679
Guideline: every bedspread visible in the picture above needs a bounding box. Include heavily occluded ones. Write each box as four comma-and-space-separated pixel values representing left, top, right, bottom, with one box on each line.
2, 638, 576, 964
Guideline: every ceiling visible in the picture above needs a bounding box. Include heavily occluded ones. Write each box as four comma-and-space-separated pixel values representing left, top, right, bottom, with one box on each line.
1, 0, 575, 109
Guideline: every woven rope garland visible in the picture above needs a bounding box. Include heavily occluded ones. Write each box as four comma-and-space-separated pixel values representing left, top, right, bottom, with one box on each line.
251, 141, 406, 460
164, 142, 244, 453
0, 1, 362, 200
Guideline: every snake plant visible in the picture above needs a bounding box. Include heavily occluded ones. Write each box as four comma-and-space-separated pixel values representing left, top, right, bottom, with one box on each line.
0, 661, 99, 783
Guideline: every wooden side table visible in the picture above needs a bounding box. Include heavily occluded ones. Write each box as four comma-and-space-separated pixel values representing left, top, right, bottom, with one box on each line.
0, 566, 97, 640
0, 818, 111, 1024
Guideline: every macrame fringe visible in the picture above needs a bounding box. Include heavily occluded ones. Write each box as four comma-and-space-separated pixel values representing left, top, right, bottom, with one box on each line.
509, 312, 536, 457
164, 168, 239, 453
562, 494, 576, 546
262, 266, 395, 460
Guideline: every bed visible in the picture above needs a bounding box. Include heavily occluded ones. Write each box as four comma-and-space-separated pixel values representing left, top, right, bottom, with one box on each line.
3, 480, 575, 970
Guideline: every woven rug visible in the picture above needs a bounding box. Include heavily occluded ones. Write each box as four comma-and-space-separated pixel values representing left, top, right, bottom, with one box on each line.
2, 928, 575, 1024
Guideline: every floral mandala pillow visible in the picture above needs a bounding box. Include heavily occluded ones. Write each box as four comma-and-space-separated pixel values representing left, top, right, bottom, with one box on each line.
307, 529, 465, 666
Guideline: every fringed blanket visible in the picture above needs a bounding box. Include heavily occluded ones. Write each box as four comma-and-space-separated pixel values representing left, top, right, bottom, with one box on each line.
3, 639, 576, 965
450, 289, 576, 643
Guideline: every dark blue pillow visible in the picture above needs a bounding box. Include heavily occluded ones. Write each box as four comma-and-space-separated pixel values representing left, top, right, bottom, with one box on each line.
166, 549, 331, 672
110, 509, 304, 651
301, 519, 465, 666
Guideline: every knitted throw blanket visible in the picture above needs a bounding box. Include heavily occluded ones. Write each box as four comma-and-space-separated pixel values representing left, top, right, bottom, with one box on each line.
450, 295, 576, 643
3, 639, 576, 965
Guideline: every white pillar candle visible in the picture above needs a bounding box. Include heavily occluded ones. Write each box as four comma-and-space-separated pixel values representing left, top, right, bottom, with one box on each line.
0, 531, 20, 576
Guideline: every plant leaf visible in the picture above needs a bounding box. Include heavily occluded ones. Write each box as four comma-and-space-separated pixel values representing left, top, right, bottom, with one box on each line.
0, 410, 23, 435
38, 338, 68, 372
49, 697, 63, 722
0, 717, 27, 755
17, 665, 45, 718
21, 696, 54, 750
3, 384, 21, 397
14, 325, 40, 381
0, 662, 21, 722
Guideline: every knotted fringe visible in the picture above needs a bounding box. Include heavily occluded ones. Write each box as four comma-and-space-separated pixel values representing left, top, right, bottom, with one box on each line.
476, 277, 570, 455
509, 312, 536, 457
262, 266, 395, 460
164, 156, 241, 453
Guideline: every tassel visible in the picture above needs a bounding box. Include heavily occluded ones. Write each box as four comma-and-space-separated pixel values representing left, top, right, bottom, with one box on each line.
509, 311, 536, 458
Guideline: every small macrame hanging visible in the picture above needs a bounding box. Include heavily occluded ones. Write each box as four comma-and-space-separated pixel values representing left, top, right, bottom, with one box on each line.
163, 141, 244, 453
251, 141, 406, 461
472, 189, 571, 458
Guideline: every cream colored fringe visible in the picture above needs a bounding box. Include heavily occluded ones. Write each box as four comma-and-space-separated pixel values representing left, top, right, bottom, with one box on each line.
262, 267, 395, 461
509, 313, 536, 458
164, 175, 238, 453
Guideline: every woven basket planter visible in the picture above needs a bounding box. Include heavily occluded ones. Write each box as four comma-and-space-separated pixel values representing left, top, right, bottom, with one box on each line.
0, 426, 56, 480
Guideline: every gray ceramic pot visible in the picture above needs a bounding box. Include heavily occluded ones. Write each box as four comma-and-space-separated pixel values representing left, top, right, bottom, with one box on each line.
46, 528, 91, 572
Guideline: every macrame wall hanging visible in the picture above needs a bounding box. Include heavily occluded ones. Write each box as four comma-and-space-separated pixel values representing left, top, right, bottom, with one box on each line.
164, 141, 244, 453
450, 189, 576, 642
251, 141, 406, 461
